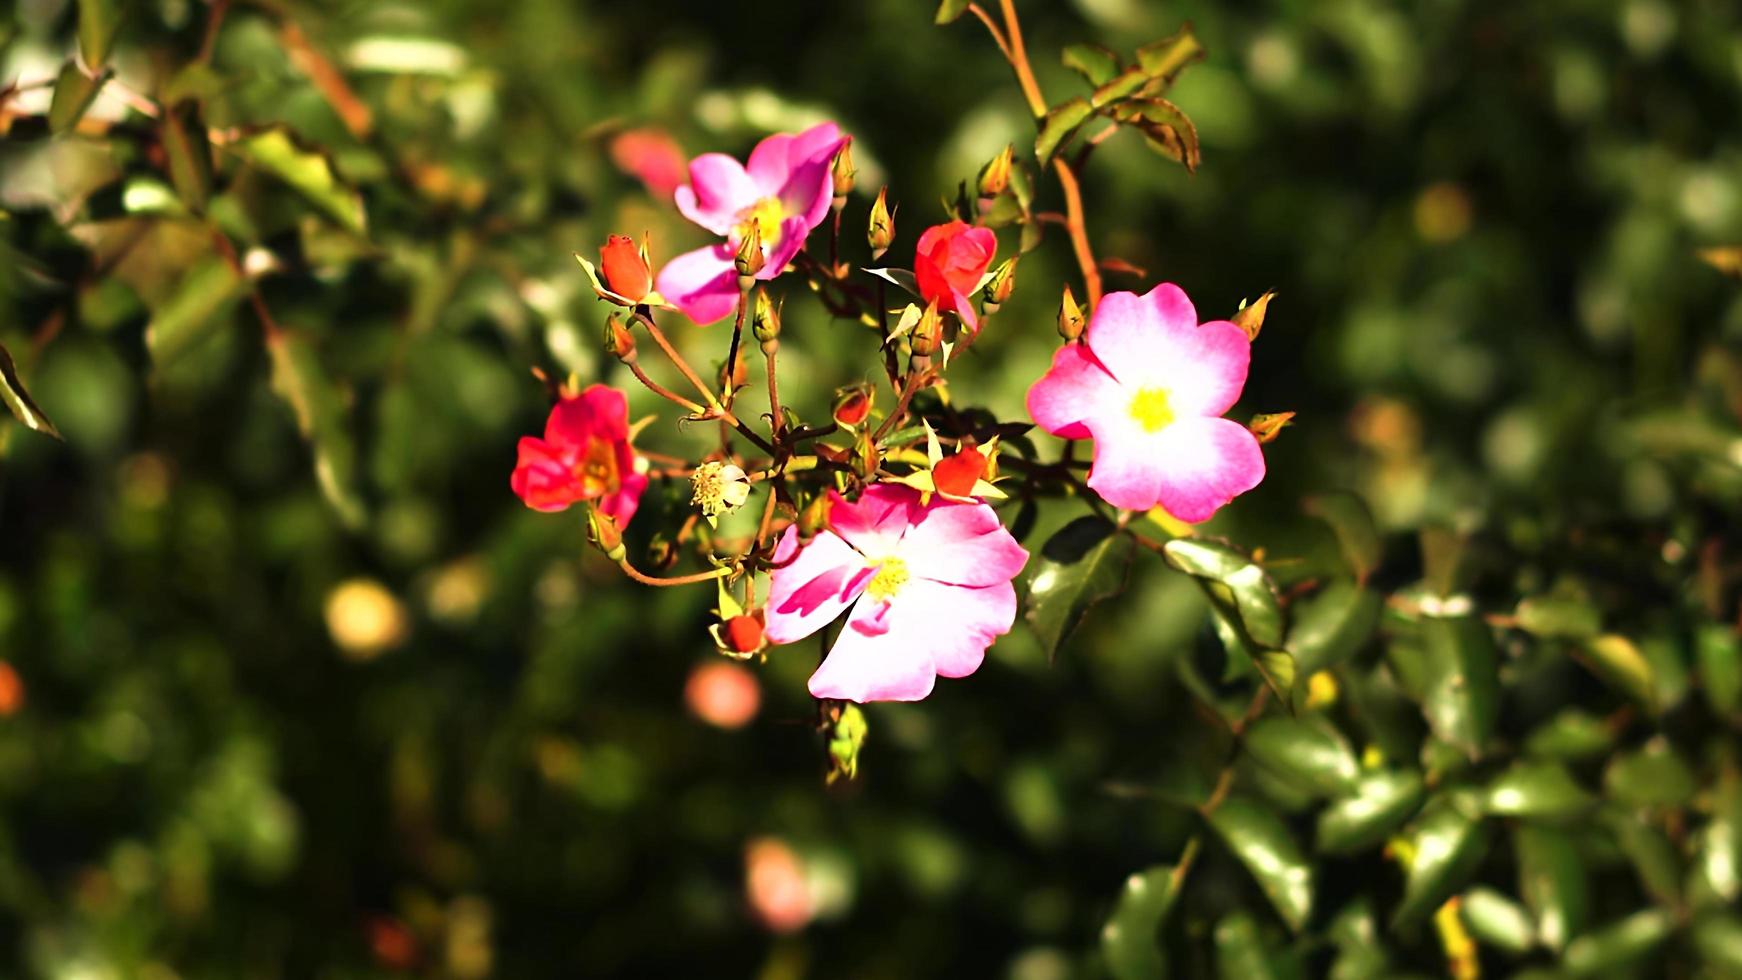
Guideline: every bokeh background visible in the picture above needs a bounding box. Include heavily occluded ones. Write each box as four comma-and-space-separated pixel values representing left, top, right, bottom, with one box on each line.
3, 0, 1742, 976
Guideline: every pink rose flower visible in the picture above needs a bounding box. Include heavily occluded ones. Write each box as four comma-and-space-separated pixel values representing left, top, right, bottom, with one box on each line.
510, 384, 649, 526
655, 122, 850, 325
1026, 283, 1265, 522
764, 484, 1029, 702
914, 219, 997, 330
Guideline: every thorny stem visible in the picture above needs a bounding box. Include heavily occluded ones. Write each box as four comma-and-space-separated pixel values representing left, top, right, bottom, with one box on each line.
1052, 158, 1103, 308
723, 282, 750, 405
631, 309, 777, 457
996, 0, 1049, 119
872, 367, 936, 443
627, 358, 704, 414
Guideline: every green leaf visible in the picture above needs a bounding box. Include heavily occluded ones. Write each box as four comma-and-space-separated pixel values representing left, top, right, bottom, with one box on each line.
1605, 739, 1696, 809
1691, 913, 1742, 974
231, 128, 368, 236
268, 331, 366, 528
1111, 97, 1201, 172
1696, 624, 1741, 718
1214, 912, 1285, 980
48, 60, 110, 134
1101, 865, 1176, 980
1605, 808, 1682, 908
160, 100, 213, 213
1688, 772, 1740, 908
1419, 614, 1499, 759
1316, 769, 1425, 854
1062, 43, 1123, 87
1034, 97, 1093, 163
1484, 761, 1595, 821
1513, 595, 1601, 640
1209, 797, 1313, 932
1562, 909, 1673, 977
77, 0, 123, 68
1578, 634, 1657, 712
1524, 709, 1614, 760
1516, 824, 1588, 951
1287, 579, 1381, 676
1305, 492, 1381, 584
1245, 716, 1360, 797
1090, 65, 1150, 108
144, 253, 246, 365
1394, 791, 1489, 930
1327, 900, 1390, 979
1164, 538, 1296, 701
0, 342, 62, 440
1459, 887, 1536, 955
933, 0, 971, 25
1022, 517, 1135, 659
1135, 24, 1205, 84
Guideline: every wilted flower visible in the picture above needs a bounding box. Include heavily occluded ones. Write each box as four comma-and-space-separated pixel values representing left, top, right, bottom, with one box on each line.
914, 220, 997, 331
764, 484, 1028, 702
691, 460, 751, 526
1027, 283, 1264, 522
511, 385, 649, 526
656, 122, 850, 324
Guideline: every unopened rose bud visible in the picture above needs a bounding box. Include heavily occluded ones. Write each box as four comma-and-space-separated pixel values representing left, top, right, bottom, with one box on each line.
1058, 284, 1085, 342
1232, 289, 1276, 342
722, 614, 765, 655
599, 234, 652, 303
586, 507, 626, 562
831, 140, 855, 203
752, 288, 781, 347
981, 257, 1018, 313
603, 311, 636, 360
734, 218, 766, 283
867, 187, 894, 261
977, 144, 1014, 199
933, 443, 987, 498
832, 386, 873, 429
910, 299, 942, 357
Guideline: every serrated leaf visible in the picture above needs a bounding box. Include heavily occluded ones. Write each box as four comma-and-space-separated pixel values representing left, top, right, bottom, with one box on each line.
1394, 792, 1489, 930
231, 128, 368, 236
1034, 97, 1093, 163
1023, 516, 1135, 659
1062, 43, 1123, 87
1288, 579, 1381, 675
1101, 865, 1176, 980
268, 331, 366, 528
1419, 614, 1499, 759
1245, 716, 1360, 797
1459, 887, 1536, 955
933, 0, 971, 25
77, 0, 123, 68
1209, 797, 1313, 932
1112, 97, 1201, 172
1305, 492, 1381, 584
144, 253, 245, 364
48, 60, 110, 134
1516, 824, 1588, 951
1135, 24, 1205, 85
0, 343, 62, 440
1562, 910, 1673, 977
1484, 761, 1594, 821
1316, 769, 1425, 854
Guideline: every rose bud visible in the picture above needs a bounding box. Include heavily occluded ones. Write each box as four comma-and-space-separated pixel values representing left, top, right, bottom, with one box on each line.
832, 386, 873, 429
977, 144, 1014, 199
752, 287, 781, 347
831, 139, 856, 202
734, 218, 766, 281
932, 443, 988, 499
1057, 284, 1085, 342
602, 311, 636, 360
867, 187, 895, 260
599, 234, 652, 303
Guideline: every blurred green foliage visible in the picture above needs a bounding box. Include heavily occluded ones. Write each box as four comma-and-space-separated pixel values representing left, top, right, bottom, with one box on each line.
3, 0, 1742, 976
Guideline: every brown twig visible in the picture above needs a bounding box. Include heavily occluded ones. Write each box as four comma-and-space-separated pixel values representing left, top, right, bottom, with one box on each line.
995, 0, 1048, 119
1052, 157, 1102, 308
616, 558, 729, 587
626, 358, 704, 414
631, 309, 777, 457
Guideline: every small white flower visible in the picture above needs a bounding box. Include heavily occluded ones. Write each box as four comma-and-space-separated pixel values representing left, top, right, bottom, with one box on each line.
691, 461, 752, 526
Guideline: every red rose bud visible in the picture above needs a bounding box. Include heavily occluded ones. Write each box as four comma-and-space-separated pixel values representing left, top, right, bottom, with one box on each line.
867, 187, 895, 260
723, 614, 765, 655
832, 386, 873, 428
599, 234, 652, 303
933, 444, 987, 498
734, 218, 766, 280
977, 144, 1014, 198
1058, 284, 1085, 342
602, 311, 635, 360
914, 220, 997, 323
831, 139, 856, 200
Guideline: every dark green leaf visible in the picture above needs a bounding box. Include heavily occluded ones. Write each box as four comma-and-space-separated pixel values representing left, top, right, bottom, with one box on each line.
1245, 715, 1359, 797
1605, 739, 1696, 809
231, 128, 369, 236
1483, 761, 1595, 821
1062, 43, 1122, 87
1419, 614, 1500, 759
1327, 900, 1390, 979
0, 342, 62, 440
268, 331, 366, 528
1135, 24, 1205, 84
48, 60, 110, 134
1524, 709, 1614, 760
1101, 865, 1176, 980
1516, 824, 1588, 951
1165, 538, 1296, 701
1459, 887, 1536, 955
160, 100, 213, 213
1562, 910, 1673, 977
1394, 791, 1489, 929
1696, 624, 1742, 718
1034, 97, 1093, 163
144, 253, 245, 365
1316, 769, 1425, 854
933, 0, 971, 24
1287, 579, 1381, 676
1209, 797, 1313, 932
1023, 516, 1134, 659
1305, 492, 1381, 584
1605, 808, 1682, 908
1214, 912, 1285, 980
1513, 595, 1601, 640
77, 0, 123, 68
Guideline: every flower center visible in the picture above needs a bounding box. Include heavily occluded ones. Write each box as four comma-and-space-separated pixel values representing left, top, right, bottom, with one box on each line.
863, 557, 910, 602
575, 438, 620, 496
735, 196, 787, 250
1128, 387, 1176, 433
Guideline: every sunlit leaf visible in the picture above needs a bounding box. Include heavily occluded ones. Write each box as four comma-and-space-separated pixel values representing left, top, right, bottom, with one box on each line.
1210, 797, 1313, 932
1394, 791, 1489, 930
1604, 739, 1695, 809
1062, 44, 1123, 87
933, 0, 971, 25
1101, 865, 1175, 980
1023, 516, 1135, 659
1483, 761, 1594, 821
1164, 538, 1296, 700
1459, 887, 1536, 955
231, 127, 368, 236
1419, 614, 1499, 758
1513, 594, 1601, 640
1135, 24, 1205, 85
1034, 97, 1093, 163
1561, 909, 1672, 976
1515, 824, 1588, 951
48, 60, 110, 134
1245, 715, 1359, 797
1579, 634, 1657, 712
0, 343, 62, 440
1316, 769, 1425, 854
1111, 98, 1200, 172
1288, 579, 1381, 675
1214, 912, 1289, 980
144, 253, 245, 364
77, 0, 123, 68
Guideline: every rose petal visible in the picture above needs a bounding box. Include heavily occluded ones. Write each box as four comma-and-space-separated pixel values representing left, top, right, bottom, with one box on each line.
1026, 341, 1123, 440
764, 527, 868, 645
897, 499, 1028, 588
806, 577, 1016, 702
655, 244, 741, 325
1087, 284, 1249, 416
674, 153, 761, 236
746, 122, 846, 231
1151, 416, 1266, 523
826, 484, 924, 561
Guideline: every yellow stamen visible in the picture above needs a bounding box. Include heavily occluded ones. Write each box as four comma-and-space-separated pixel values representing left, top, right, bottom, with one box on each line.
1128, 387, 1176, 433
576, 438, 620, 495
736, 196, 787, 249
864, 557, 909, 602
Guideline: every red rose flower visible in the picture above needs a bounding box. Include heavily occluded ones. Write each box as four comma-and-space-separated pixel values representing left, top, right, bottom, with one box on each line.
914, 220, 997, 331
511, 384, 649, 525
